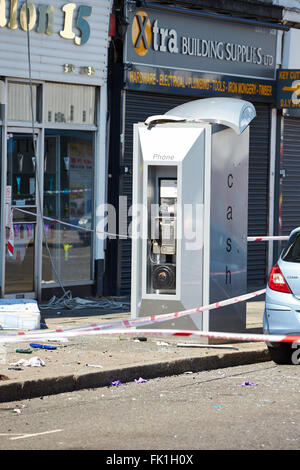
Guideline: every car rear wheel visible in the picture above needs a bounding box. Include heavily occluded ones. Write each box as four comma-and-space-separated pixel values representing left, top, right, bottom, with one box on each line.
267, 343, 297, 365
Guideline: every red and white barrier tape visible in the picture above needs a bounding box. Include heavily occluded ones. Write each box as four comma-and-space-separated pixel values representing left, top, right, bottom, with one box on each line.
0, 286, 297, 345
76, 327, 300, 344
0, 288, 266, 344
14, 207, 127, 239
1, 326, 300, 345
5, 209, 290, 345
15, 207, 289, 243
247, 236, 289, 242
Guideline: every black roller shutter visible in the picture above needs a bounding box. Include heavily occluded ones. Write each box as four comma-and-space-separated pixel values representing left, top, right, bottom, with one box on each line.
247, 103, 271, 290
281, 117, 300, 235
119, 92, 271, 295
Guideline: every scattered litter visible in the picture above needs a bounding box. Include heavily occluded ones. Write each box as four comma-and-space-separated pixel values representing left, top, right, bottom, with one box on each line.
214, 406, 222, 410
0, 374, 9, 381
110, 380, 122, 386
10, 357, 45, 367
39, 291, 130, 311
8, 405, 24, 414
134, 377, 147, 383
15, 349, 32, 354
133, 337, 147, 342
86, 364, 103, 368
29, 343, 57, 350
48, 338, 69, 343
177, 342, 239, 350
184, 371, 193, 374
28, 357, 45, 367
9, 408, 22, 414
239, 381, 258, 387
156, 341, 169, 346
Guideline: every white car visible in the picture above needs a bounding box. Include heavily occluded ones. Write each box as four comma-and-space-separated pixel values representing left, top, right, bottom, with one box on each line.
264, 227, 300, 364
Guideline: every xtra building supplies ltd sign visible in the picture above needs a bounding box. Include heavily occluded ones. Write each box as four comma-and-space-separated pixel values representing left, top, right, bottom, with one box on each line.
125, 8, 277, 81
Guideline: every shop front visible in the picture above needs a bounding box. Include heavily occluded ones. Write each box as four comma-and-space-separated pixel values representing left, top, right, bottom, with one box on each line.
276, 28, 300, 258
108, 2, 283, 296
0, 1, 112, 300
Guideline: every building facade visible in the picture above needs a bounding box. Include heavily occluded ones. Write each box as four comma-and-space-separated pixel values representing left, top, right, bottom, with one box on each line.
276, 19, 300, 255
106, 0, 288, 297
0, 0, 112, 300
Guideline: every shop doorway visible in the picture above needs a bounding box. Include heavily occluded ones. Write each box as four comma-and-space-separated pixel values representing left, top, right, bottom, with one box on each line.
2, 130, 94, 299
42, 131, 94, 289
3, 131, 40, 298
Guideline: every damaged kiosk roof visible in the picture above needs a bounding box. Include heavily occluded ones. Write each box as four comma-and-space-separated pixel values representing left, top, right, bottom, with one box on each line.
144, 98, 256, 135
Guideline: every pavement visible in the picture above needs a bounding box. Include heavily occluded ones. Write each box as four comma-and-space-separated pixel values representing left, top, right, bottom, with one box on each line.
0, 299, 270, 403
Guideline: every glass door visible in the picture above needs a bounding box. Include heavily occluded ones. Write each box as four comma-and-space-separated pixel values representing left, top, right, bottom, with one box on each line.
4, 132, 39, 296
42, 131, 94, 286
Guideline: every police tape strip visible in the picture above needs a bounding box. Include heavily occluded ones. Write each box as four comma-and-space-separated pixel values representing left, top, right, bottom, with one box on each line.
0, 326, 300, 345
14, 207, 127, 239
51, 288, 267, 334
15, 207, 289, 243
247, 236, 289, 242
4, 210, 290, 345
0, 288, 267, 344
73, 328, 300, 345
0, 286, 298, 345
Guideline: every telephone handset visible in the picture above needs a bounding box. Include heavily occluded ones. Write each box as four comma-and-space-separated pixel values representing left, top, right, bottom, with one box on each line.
152, 178, 177, 255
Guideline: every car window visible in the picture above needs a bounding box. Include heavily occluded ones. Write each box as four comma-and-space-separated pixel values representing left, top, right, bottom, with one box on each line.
282, 235, 300, 262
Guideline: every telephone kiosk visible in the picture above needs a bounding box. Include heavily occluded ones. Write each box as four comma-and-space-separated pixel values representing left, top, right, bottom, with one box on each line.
131, 98, 256, 333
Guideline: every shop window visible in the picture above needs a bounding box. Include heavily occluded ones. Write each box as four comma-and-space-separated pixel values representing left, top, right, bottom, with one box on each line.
42, 131, 94, 284
7, 82, 40, 122
45, 83, 96, 125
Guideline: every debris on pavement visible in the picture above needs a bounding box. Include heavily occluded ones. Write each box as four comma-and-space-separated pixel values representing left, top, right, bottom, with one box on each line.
134, 377, 147, 383
110, 380, 123, 386
15, 349, 32, 354
176, 343, 239, 350
0, 374, 9, 380
7, 404, 25, 414
47, 338, 69, 343
10, 357, 45, 367
29, 343, 57, 350
239, 381, 258, 387
9, 408, 22, 414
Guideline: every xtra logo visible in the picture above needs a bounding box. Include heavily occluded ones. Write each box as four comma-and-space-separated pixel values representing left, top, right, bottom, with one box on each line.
131, 10, 152, 56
